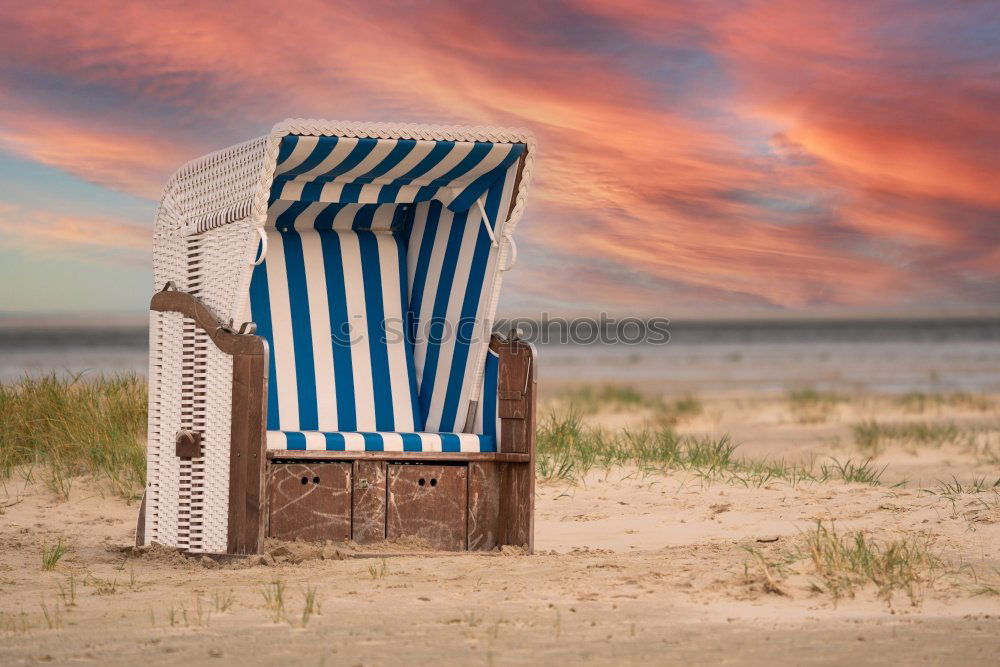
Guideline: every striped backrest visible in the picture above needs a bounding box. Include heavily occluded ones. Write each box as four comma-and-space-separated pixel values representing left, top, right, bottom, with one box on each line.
248, 201, 422, 433
248, 132, 526, 437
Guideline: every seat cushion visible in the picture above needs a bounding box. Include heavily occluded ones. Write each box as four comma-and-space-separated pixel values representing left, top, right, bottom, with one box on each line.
250, 202, 422, 433
266, 431, 495, 453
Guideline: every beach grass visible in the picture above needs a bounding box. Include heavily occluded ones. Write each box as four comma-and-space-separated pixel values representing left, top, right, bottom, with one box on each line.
536, 410, 883, 486
0, 373, 146, 501
852, 419, 1000, 459
800, 521, 940, 605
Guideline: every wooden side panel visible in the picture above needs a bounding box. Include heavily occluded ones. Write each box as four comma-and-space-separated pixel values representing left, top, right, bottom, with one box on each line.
352, 460, 387, 544
268, 463, 352, 542
387, 465, 468, 551
468, 462, 500, 551
227, 345, 268, 554
492, 336, 536, 552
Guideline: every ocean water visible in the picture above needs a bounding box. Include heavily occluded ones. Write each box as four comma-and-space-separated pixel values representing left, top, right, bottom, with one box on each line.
2, 318, 998, 395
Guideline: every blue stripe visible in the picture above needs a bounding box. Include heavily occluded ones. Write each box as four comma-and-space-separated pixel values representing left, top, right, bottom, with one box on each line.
276, 135, 298, 165
396, 141, 454, 184
355, 139, 417, 183
440, 433, 461, 453
361, 432, 385, 451
281, 229, 319, 430
249, 251, 279, 430
418, 208, 467, 420
408, 202, 440, 348
312, 203, 342, 231
319, 230, 357, 431
479, 435, 495, 452
397, 229, 423, 431
448, 144, 525, 212
276, 135, 339, 179
276, 201, 312, 230
358, 231, 395, 430
482, 352, 498, 439
428, 142, 493, 186
285, 431, 306, 450
352, 205, 376, 231
310, 138, 379, 182
323, 432, 346, 451
400, 433, 423, 452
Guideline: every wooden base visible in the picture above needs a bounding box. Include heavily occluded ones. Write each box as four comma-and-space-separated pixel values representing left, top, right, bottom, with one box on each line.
266, 457, 533, 552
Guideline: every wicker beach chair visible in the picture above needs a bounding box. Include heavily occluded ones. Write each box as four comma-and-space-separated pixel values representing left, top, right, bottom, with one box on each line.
138, 120, 537, 555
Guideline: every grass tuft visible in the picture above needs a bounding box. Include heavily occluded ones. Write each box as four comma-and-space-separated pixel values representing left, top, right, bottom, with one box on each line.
801, 521, 940, 605
0, 373, 146, 500
41, 538, 68, 571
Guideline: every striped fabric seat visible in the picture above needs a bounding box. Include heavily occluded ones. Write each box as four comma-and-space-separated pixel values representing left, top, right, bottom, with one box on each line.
266, 431, 495, 452
250, 133, 520, 453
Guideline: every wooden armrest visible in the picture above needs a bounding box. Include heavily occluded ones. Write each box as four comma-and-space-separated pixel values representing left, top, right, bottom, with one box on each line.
150, 288, 265, 357
489, 333, 536, 456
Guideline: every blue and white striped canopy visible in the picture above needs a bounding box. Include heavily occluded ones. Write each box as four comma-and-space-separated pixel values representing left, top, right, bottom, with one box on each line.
270, 135, 525, 212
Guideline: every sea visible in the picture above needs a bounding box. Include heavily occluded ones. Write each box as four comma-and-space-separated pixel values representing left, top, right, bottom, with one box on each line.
2, 317, 999, 395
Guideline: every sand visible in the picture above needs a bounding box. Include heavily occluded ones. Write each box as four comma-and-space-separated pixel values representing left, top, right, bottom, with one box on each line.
1, 394, 998, 665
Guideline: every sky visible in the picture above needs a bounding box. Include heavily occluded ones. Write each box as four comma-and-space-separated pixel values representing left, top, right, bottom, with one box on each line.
0, 0, 997, 317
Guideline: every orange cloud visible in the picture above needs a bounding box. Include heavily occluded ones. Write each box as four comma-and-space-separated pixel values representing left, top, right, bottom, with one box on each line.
0, 1, 995, 312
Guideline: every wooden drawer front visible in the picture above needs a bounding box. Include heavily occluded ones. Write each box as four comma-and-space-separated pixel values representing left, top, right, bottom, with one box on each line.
268, 463, 351, 542
387, 464, 468, 551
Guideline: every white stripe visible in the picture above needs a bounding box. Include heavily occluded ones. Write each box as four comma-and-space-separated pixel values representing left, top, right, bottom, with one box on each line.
411, 205, 451, 386
338, 233, 377, 430
338, 139, 398, 181
357, 184, 384, 203
371, 204, 398, 231
416, 142, 475, 184
342, 432, 366, 451
379, 432, 404, 452
318, 181, 345, 203
459, 434, 480, 452
300, 231, 338, 430
373, 140, 437, 184
425, 208, 481, 430
331, 204, 359, 231
264, 232, 299, 431
304, 431, 327, 451
406, 202, 428, 301
419, 433, 443, 452
277, 180, 305, 202
265, 431, 287, 450
377, 235, 415, 430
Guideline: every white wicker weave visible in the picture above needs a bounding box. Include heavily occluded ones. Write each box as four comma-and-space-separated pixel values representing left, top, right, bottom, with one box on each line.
145, 120, 535, 553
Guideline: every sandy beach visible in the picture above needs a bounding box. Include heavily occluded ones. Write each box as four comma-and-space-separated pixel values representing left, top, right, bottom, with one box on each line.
2, 388, 998, 665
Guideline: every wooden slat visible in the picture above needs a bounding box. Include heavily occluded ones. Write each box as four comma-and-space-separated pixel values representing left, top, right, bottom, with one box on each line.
387, 464, 468, 551
268, 463, 351, 542
492, 334, 536, 552
267, 450, 529, 463
352, 460, 387, 543
467, 461, 500, 551
227, 342, 268, 554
